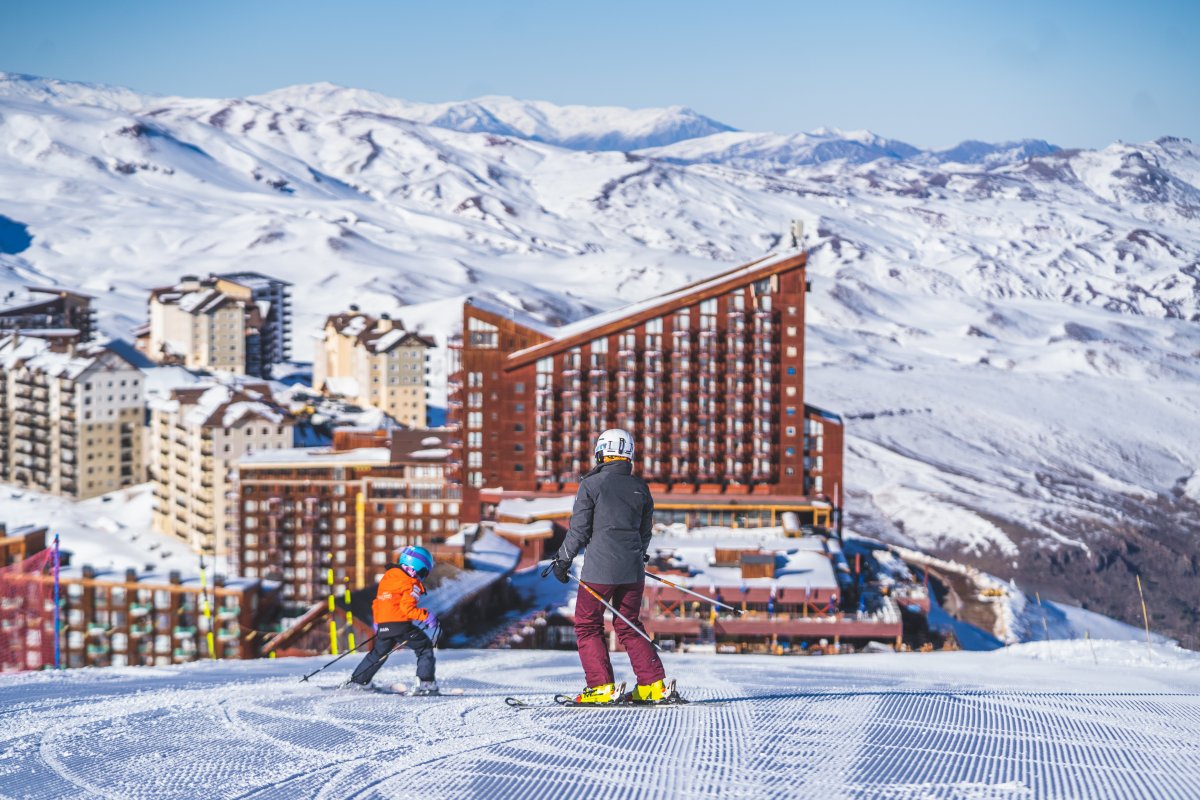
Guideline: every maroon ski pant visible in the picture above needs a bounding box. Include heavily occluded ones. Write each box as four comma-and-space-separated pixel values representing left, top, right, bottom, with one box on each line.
574, 579, 665, 688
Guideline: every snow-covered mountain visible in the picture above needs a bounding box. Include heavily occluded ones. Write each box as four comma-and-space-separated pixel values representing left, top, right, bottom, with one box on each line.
0, 73, 1197, 643
641, 128, 923, 169
255, 84, 740, 151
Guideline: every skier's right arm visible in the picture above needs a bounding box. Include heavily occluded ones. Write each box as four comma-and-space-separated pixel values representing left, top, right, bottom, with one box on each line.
557, 480, 596, 564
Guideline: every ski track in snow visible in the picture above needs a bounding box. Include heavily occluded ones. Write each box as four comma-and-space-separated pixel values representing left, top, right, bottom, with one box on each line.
1, 648, 1198, 799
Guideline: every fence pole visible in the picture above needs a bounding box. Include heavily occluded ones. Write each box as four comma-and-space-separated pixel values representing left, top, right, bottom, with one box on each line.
1136, 575, 1153, 658
327, 568, 339, 655
53, 534, 61, 670
200, 557, 215, 660
343, 584, 356, 651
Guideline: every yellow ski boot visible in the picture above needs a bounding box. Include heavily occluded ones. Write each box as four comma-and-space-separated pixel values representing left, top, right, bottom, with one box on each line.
574, 682, 618, 704
627, 679, 684, 705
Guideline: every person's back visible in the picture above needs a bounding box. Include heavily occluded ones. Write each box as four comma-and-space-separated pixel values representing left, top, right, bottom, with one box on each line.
372, 565, 426, 625
549, 428, 670, 705
565, 458, 654, 586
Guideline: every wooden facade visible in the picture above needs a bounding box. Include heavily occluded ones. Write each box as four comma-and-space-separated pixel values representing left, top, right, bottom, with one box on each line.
449, 251, 845, 528
231, 430, 462, 611
1, 559, 281, 671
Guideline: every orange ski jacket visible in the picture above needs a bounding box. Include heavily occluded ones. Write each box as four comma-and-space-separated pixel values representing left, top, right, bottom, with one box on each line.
372, 566, 430, 625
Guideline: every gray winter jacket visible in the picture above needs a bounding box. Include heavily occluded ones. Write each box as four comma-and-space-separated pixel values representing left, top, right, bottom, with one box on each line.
555, 459, 654, 585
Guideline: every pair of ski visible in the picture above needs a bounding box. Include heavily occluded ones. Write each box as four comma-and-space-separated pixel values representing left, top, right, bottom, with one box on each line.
506, 679, 690, 710
332, 682, 464, 697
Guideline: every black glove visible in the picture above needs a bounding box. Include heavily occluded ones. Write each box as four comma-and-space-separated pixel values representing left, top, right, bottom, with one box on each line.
551, 558, 571, 584
643, 552, 650, 564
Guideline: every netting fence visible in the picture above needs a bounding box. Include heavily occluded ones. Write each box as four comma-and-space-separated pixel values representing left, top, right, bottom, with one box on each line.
0, 547, 56, 672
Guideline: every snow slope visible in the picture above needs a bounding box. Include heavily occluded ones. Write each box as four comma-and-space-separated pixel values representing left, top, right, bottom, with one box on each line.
0, 73, 1198, 640
0, 645, 1197, 799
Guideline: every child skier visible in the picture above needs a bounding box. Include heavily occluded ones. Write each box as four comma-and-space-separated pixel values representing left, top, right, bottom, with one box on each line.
348, 545, 441, 694
547, 428, 676, 704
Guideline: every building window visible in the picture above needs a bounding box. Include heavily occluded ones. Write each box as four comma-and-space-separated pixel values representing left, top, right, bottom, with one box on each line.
514, 382, 525, 394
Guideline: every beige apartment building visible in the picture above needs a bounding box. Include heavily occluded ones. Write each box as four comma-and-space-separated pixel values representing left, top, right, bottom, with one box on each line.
0, 334, 144, 499
313, 311, 434, 428
149, 383, 293, 557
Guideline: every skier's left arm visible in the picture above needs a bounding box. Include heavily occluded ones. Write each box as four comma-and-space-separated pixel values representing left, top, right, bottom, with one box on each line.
557, 481, 596, 565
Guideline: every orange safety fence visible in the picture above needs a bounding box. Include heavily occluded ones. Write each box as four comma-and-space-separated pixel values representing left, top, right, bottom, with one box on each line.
0, 547, 56, 672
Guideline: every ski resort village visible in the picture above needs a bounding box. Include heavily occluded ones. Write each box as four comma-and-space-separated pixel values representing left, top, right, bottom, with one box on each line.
0, 66, 1198, 798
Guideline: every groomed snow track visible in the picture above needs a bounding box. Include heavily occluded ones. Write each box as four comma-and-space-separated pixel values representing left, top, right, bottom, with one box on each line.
1, 645, 1198, 799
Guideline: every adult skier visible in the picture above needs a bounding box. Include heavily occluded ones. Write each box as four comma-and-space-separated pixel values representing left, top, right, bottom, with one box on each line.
548, 428, 671, 704
348, 545, 441, 694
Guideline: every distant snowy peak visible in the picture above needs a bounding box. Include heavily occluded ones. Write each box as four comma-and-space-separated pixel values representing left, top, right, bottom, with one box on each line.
924, 139, 1060, 166
251, 83, 736, 151
639, 129, 921, 169
641, 129, 1062, 170
0, 71, 148, 112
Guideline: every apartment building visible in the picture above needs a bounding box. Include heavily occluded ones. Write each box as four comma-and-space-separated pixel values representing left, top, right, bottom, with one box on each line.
144, 272, 292, 378
232, 428, 459, 605
0, 334, 144, 499
449, 249, 845, 530
313, 311, 434, 428
0, 286, 96, 342
212, 272, 292, 371
149, 383, 294, 557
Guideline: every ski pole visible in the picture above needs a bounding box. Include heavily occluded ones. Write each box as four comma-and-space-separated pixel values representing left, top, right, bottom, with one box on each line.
299, 633, 376, 683
543, 563, 660, 652
644, 570, 744, 615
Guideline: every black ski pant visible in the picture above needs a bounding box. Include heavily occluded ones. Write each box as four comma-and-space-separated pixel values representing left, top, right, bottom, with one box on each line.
350, 621, 435, 685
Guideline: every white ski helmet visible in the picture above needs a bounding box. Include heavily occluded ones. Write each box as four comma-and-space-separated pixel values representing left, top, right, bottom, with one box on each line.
594, 428, 635, 462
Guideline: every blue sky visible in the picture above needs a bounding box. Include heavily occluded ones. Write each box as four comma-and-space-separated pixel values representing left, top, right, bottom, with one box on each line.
2, 0, 1197, 148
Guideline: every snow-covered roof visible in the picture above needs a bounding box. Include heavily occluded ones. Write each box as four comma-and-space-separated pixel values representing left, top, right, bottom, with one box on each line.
215, 271, 291, 289
169, 383, 289, 429
494, 520, 555, 539
0, 336, 136, 380
506, 250, 801, 363
142, 365, 207, 402
426, 530, 521, 615
407, 447, 452, 460
368, 328, 406, 353
495, 495, 576, 522
627, 528, 840, 592
177, 288, 232, 315
323, 376, 360, 397
238, 447, 392, 467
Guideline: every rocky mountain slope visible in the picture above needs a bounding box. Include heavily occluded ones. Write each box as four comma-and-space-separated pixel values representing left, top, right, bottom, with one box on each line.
1, 73, 1197, 643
